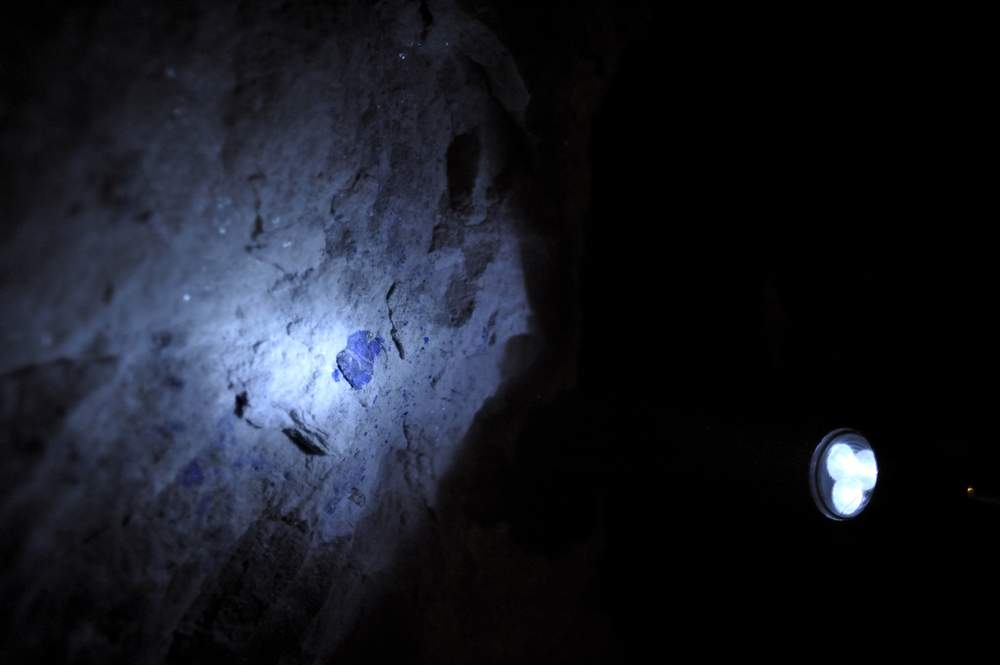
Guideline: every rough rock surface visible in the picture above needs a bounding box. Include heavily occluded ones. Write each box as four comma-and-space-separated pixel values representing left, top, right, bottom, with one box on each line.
0, 2, 636, 663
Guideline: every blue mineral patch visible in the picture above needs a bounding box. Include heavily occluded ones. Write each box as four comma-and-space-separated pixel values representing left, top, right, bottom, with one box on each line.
336, 330, 384, 390
332, 368, 341, 382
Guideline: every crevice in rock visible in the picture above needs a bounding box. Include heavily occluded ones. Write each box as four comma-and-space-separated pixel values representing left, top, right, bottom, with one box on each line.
386, 281, 405, 360
282, 428, 326, 456
282, 410, 330, 455
247, 172, 266, 249
234, 391, 249, 418
402, 417, 413, 449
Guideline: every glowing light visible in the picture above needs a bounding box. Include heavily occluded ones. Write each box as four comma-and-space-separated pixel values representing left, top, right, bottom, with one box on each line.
810, 429, 878, 520
825, 444, 857, 481
855, 449, 877, 490
832, 478, 864, 515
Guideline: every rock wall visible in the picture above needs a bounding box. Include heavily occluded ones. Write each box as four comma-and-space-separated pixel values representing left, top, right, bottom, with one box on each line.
0, 2, 637, 663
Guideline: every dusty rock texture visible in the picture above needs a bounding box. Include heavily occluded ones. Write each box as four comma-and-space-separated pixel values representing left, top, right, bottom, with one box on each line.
1, 1, 640, 663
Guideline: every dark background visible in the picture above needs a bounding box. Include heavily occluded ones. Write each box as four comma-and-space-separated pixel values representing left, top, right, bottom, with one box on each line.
605, 9, 996, 655
3, 1, 996, 662
485, 2, 998, 657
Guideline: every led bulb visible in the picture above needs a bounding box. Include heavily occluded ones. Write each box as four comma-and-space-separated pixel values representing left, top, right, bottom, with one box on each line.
855, 449, 878, 491
826, 443, 858, 481
810, 429, 878, 520
832, 478, 864, 515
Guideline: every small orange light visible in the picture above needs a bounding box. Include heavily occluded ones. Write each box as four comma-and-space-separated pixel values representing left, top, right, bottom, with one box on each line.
967, 486, 975, 498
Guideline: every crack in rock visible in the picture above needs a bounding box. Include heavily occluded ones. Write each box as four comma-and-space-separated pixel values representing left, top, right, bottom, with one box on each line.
233, 391, 249, 418
386, 281, 405, 360
282, 409, 331, 455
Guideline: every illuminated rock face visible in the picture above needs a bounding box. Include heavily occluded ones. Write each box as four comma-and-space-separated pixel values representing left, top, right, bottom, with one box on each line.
0, 1, 624, 663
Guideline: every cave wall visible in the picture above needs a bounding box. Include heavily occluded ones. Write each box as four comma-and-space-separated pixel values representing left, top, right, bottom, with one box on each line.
0, 2, 638, 663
